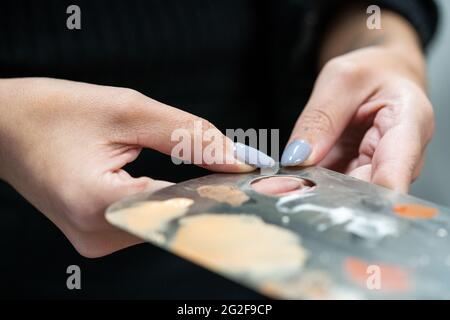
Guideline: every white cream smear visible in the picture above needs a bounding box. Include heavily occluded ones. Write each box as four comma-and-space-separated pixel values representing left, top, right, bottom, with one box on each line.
276, 197, 398, 241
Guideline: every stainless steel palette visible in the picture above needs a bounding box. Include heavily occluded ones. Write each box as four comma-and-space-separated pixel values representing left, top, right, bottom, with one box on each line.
106, 167, 450, 299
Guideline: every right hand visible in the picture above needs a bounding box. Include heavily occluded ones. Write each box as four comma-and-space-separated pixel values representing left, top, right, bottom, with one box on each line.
0, 78, 254, 257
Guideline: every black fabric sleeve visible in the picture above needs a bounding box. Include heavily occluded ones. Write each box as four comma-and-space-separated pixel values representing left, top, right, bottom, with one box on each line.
370, 0, 439, 49
294, 0, 439, 74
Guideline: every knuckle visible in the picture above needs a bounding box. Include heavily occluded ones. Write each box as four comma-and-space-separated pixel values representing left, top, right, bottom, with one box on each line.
323, 57, 366, 84
108, 88, 147, 130
179, 116, 214, 132
300, 108, 336, 136
402, 81, 436, 144
198, 118, 215, 131
115, 88, 144, 111
119, 87, 143, 102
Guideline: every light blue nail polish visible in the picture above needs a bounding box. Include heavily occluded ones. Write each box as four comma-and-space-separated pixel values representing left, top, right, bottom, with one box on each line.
234, 143, 275, 168
281, 140, 312, 166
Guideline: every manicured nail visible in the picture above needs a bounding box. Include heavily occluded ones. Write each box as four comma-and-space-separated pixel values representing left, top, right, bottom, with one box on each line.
234, 143, 275, 168
281, 140, 312, 166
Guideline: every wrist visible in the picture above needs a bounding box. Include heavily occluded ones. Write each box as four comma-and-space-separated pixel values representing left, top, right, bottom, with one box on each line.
381, 44, 426, 90
319, 8, 427, 88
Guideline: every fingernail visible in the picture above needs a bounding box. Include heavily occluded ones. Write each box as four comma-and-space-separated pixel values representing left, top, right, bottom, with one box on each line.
234, 142, 275, 168
281, 140, 312, 166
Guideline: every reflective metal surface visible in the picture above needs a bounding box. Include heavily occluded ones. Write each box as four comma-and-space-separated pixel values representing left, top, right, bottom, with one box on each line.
106, 167, 450, 299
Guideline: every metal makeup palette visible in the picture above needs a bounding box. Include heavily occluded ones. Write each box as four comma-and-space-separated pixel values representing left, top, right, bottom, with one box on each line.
106, 167, 450, 299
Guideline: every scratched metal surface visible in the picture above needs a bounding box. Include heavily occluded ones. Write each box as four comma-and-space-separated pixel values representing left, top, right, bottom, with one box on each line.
106, 167, 450, 299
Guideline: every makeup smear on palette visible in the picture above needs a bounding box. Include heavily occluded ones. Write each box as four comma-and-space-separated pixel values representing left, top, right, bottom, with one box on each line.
106, 167, 450, 299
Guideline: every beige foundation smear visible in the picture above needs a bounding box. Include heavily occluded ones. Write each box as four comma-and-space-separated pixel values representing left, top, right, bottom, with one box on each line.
171, 213, 308, 279
106, 198, 194, 241
197, 185, 249, 206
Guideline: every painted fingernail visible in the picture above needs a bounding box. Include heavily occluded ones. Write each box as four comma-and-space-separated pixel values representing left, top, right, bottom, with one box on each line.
234, 142, 275, 168
281, 140, 312, 166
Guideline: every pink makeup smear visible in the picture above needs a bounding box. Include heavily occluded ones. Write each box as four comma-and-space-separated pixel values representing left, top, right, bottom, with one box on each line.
251, 176, 315, 197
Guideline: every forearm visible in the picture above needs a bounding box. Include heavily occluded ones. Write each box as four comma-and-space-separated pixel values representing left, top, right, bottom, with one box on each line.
319, 6, 426, 88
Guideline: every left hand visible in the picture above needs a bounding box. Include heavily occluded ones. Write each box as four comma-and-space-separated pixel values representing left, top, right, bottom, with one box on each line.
281, 47, 434, 193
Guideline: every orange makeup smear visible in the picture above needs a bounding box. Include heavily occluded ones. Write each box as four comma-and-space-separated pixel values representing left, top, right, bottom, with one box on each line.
344, 257, 411, 293
393, 204, 438, 219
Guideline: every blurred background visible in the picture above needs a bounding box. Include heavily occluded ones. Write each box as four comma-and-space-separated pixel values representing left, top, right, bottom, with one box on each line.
411, 0, 450, 206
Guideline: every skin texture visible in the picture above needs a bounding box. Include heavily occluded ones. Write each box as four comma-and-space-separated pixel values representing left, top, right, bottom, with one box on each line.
0, 9, 434, 257
0, 78, 254, 257
287, 9, 434, 193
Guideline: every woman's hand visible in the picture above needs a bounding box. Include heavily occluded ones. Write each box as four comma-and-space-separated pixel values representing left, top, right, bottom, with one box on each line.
281, 10, 434, 193
0, 78, 253, 257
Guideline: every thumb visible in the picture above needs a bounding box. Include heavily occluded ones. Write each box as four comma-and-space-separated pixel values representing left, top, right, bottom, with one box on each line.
112, 90, 257, 172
